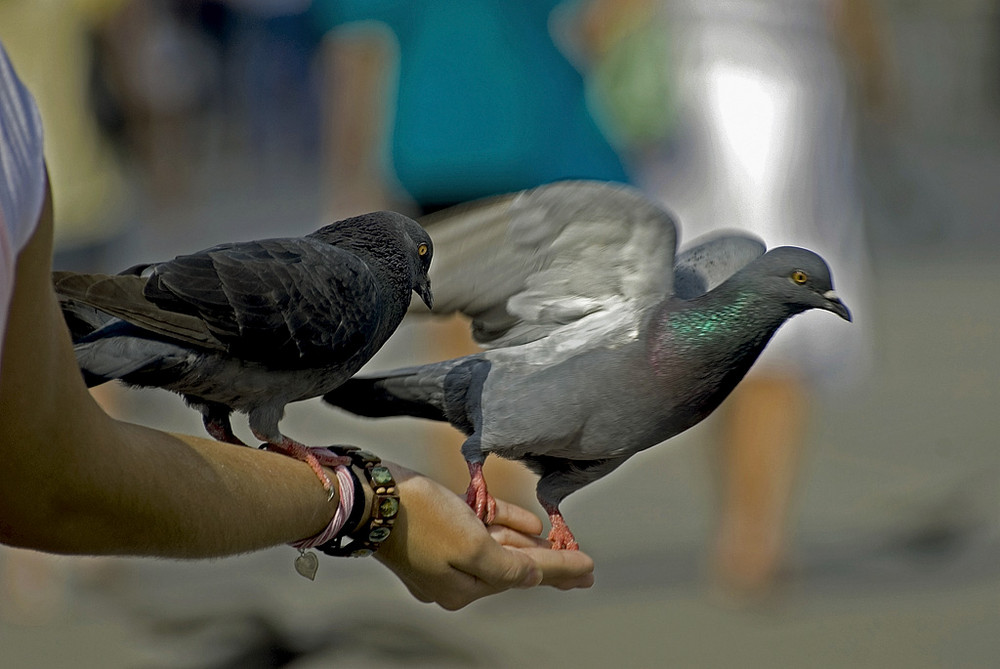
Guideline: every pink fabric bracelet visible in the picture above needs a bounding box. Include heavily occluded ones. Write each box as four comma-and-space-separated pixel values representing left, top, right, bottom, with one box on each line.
289, 465, 355, 550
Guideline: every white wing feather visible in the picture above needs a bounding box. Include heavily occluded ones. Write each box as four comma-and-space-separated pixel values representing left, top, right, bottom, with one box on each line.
416, 181, 678, 349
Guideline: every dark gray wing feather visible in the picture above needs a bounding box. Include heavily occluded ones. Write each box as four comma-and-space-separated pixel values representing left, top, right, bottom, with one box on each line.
53, 270, 224, 350
141, 238, 379, 363
56, 237, 386, 365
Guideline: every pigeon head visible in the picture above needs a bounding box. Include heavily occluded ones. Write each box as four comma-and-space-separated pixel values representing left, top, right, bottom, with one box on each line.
400, 216, 434, 309
311, 211, 434, 308
749, 246, 852, 321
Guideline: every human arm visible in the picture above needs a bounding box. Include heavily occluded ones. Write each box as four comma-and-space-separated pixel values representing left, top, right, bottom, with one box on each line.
319, 27, 399, 219
829, 0, 898, 119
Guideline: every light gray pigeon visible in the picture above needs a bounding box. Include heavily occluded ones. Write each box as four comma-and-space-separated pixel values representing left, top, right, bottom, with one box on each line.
55, 211, 433, 494
323, 181, 851, 548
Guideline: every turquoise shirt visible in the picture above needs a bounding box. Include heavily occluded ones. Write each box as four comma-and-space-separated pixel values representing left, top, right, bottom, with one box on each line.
311, 0, 629, 204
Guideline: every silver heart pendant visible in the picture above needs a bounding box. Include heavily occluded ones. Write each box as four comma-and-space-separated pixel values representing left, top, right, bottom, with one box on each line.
294, 550, 319, 580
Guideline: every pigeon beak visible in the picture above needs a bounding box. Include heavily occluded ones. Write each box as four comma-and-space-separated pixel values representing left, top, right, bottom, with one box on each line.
416, 277, 433, 309
822, 290, 852, 322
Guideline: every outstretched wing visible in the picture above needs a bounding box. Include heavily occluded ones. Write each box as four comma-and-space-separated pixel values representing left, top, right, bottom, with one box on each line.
673, 231, 766, 299
55, 237, 384, 365
415, 180, 678, 348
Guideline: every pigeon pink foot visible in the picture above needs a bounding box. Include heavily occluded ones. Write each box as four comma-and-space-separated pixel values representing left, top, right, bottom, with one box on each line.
258, 435, 351, 500
465, 461, 497, 525
543, 503, 579, 550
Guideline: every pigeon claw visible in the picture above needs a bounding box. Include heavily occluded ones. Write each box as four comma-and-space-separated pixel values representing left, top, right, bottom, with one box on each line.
544, 505, 580, 551
465, 461, 497, 525
261, 438, 351, 501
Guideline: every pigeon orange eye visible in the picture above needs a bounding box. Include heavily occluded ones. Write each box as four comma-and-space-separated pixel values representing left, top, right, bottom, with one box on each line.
791, 270, 808, 285
418, 243, 429, 257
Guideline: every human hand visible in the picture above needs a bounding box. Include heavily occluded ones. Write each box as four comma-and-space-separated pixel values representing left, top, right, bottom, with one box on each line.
374, 462, 595, 610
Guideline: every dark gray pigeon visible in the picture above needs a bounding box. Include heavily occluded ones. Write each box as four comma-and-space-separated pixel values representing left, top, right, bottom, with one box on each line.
55, 211, 433, 494
323, 181, 851, 549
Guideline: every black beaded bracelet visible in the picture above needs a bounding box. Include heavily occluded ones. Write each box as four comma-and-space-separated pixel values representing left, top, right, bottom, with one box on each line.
316, 446, 399, 558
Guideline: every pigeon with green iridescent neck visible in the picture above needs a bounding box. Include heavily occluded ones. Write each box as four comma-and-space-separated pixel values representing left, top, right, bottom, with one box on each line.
324, 181, 851, 549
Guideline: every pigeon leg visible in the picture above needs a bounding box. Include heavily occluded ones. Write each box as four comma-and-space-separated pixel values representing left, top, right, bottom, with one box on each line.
541, 501, 579, 551
254, 432, 351, 500
465, 461, 497, 525
203, 414, 246, 446
535, 456, 629, 550
249, 407, 351, 498
195, 402, 246, 445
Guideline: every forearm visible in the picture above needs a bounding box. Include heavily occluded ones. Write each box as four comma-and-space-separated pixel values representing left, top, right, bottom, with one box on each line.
24, 421, 340, 558
0, 341, 340, 558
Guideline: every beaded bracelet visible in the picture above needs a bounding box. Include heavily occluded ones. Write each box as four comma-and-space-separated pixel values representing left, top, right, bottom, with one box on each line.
316, 446, 399, 559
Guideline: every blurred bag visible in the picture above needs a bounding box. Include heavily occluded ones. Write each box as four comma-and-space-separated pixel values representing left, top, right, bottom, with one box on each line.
587, 17, 677, 151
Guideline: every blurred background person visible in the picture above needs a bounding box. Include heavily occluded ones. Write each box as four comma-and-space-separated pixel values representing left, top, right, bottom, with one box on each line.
190, 0, 321, 178
0, 0, 133, 271
639, 0, 892, 596
88, 0, 219, 202
309, 0, 633, 219
309, 0, 638, 507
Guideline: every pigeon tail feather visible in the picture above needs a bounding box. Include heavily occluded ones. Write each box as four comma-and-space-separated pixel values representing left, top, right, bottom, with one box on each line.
323, 355, 486, 426
323, 373, 447, 422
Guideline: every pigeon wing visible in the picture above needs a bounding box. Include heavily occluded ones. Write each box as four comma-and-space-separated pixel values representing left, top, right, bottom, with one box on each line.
672, 231, 766, 299
141, 237, 384, 365
53, 270, 225, 350
416, 180, 678, 348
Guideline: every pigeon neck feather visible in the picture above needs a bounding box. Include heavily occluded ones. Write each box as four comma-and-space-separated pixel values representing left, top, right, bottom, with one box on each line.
648, 281, 792, 382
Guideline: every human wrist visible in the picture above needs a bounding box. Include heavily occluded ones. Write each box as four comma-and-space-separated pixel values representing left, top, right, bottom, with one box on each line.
286, 446, 400, 581
315, 447, 399, 558
289, 464, 357, 551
